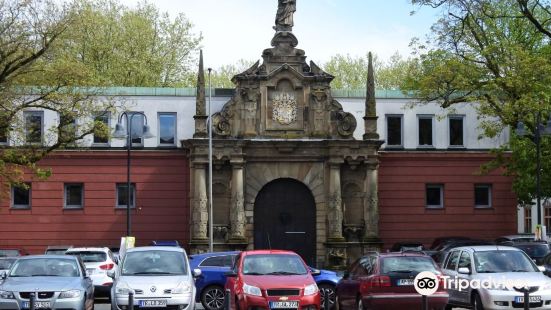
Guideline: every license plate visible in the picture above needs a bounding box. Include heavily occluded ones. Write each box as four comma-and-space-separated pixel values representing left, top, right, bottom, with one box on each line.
23, 301, 51, 309
139, 300, 167, 308
515, 296, 541, 303
398, 279, 415, 286
269, 301, 299, 309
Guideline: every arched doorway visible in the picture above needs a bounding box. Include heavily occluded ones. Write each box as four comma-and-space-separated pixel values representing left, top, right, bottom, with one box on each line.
254, 178, 316, 265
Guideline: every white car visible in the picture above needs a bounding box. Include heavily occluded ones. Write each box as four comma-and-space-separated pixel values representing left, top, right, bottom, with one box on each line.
110, 246, 201, 310
443, 245, 551, 310
66, 247, 118, 297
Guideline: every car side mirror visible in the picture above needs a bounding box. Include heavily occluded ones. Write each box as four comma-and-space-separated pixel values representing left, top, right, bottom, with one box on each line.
310, 268, 321, 276
107, 270, 116, 279
224, 270, 238, 277
192, 268, 202, 278
539, 266, 546, 272
0, 271, 6, 280
458, 267, 471, 275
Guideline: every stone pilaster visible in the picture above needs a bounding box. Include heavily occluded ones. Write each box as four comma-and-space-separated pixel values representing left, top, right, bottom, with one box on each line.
194, 50, 208, 138
229, 160, 246, 242
327, 160, 345, 242
363, 162, 380, 241
191, 163, 208, 242
363, 52, 379, 140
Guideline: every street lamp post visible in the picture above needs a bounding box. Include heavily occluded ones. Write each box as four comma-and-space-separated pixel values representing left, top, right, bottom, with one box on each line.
516, 112, 551, 236
113, 112, 155, 237
208, 68, 213, 253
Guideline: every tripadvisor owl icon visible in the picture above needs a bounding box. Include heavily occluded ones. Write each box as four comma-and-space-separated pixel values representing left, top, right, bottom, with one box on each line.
414, 271, 439, 296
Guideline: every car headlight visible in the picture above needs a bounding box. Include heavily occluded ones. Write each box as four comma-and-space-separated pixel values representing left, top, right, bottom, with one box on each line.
116, 282, 134, 295
304, 284, 319, 296
541, 281, 551, 291
171, 282, 192, 294
0, 290, 15, 299
243, 283, 262, 297
59, 290, 82, 299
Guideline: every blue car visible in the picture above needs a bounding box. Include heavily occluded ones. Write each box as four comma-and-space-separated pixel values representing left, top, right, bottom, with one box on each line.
189, 251, 340, 310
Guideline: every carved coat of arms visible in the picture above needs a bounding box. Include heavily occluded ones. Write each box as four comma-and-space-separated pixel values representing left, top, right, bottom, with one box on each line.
272, 92, 297, 125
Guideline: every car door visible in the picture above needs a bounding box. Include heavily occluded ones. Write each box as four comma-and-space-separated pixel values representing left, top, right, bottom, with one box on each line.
442, 250, 461, 303
455, 251, 473, 304
225, 254, 241, 308
336, 259, 360, 308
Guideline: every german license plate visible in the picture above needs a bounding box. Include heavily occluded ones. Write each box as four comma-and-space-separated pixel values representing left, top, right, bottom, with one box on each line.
269, 301, 299, 309
515, 296, 541, 303
139, 300, 167, 308
398, 279, 415, 286
23, 301, 51, 309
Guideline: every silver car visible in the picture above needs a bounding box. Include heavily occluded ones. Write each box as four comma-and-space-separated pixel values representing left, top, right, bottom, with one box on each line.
0, 255, 94, 310
110, 246, 201, 310
443, 245, 551, 310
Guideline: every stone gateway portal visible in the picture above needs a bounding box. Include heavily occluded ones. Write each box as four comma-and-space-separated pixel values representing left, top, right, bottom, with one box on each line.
184, 0, 383, 268
254, 178, 316, 265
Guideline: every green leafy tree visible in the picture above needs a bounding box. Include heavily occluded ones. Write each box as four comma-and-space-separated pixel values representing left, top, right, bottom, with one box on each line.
406, 0, 551, 204
208, 59, 256, 88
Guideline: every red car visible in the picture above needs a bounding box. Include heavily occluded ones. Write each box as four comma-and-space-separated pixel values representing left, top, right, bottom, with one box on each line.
335, 252, 448, 310
225, 250, 321, 310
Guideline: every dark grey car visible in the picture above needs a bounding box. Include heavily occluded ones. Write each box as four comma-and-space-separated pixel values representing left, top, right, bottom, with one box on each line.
0, 255, 94, 310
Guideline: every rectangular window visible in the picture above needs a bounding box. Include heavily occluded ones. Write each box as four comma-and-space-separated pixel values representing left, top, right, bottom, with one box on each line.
129, 112, 144, 146
426, 184, 444, 208
386, 115, 403, 147
64, 183, 83, 209
525, 208, 532, 234
116, 183, 135, 209
474, 184, 492, 208
24, 111, 43, 144
93, 112, 110, 144
12, 183, 31, 209
418, 116, 433, 146
449, 116, 464, 147
158, 113, 176, 146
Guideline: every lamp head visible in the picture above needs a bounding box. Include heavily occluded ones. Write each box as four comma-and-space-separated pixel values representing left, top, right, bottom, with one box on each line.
142, 124, 155, 139
516, 121, 527, 137
112, 122, 127, 139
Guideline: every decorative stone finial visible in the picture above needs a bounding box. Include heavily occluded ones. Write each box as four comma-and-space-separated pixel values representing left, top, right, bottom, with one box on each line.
193, 50, 208, 138
363, 52, 379, 140
274, 0, 296, 32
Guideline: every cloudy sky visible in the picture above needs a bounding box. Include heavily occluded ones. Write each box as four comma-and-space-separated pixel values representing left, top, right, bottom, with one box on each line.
119, 0, 441, 68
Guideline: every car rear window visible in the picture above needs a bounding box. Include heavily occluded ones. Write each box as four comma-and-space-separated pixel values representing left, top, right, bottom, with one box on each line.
67, 251, 107, 263
0, 250, 20, 257
381, 256, 438, 274
515, 244, 550, 258
200, 255, 235, 267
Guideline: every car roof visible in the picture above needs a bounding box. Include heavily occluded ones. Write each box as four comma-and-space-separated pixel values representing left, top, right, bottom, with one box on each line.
66, 247, 110, 252
451, 245, 521, 252
241, 250, 299, 256
190, 251, 240, 258
379, 252, 429, 257
512, 242, 549, 246
126, 246, 185, 253
46, 245, 73, 249
17, 254, 79, 260
499, 235, 536, 239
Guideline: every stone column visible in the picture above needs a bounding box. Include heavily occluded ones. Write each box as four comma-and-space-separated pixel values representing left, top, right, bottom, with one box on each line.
327, 161, 344, 241
193, 50, 208, 138
191, 163, 208, 241
363, 162, 379, 240
229, 160, 246, 242
363, 52, 379, 140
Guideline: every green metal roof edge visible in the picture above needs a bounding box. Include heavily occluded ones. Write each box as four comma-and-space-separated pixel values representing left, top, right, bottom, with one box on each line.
21, 86, 414, 99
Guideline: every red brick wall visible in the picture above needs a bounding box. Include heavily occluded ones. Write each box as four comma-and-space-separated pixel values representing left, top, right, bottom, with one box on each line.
379, 152, 517, 250
0, 150, 190, 254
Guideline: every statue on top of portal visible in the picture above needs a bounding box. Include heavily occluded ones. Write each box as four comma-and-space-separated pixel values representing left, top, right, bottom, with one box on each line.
274, 0, 296, 32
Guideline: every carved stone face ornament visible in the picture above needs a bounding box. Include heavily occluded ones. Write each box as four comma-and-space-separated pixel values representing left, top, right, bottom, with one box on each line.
272, 92, 297, 125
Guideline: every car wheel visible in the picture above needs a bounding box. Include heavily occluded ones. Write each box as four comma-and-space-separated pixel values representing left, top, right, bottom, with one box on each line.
319, 284, 336, 309
472, 292, 485, 310
201, 285, 226, 310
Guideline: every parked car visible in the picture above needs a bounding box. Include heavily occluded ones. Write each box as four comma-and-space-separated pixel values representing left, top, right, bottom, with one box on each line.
66, 247, 118, 297
225, 250, 321, 310
0, 248, 27, 257
110, 246, 200, 310
431, 239, 494, 266
335, 251, 448, 310
430, 236, 471, 250
511, 242, 551, 266
0, 255, 94, 310
495, 234, 540, 245
442, 245, 551, 309
190, 251, 340, 310
390, 241, 426, 252
45, 245, 73, 255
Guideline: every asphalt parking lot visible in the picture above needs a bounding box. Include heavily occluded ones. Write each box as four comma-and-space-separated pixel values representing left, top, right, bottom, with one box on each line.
93, 298, 206, 310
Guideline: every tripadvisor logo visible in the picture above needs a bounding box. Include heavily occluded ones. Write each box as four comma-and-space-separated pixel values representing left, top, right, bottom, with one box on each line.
414, 271, 439, 295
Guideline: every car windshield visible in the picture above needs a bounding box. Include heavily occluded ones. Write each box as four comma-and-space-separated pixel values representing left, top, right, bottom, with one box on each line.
474, 250, 538, 273
9, 258, 80, 277
514, 244, 550, 258
0, 250, 20, 257
67, 251, 107, 263
122, 251, 187, 275
381, 256, 438, 274
242, 254, 308, 275
0, 258, 16, 269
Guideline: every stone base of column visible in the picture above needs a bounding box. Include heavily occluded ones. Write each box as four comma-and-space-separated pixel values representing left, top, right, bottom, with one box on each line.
326, 237, 346, 243
227, 236, 248, 244
324, 241, 348, 270
189, 239, 209, 254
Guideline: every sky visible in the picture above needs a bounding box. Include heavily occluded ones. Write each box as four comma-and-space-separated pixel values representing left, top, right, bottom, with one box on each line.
119, 0, 442, 69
